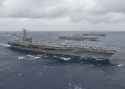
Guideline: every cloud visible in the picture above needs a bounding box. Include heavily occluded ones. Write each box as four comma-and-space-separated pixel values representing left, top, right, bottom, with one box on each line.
98, 0, 125, 12
0, 0, 125, 24
0, 0, 68, 18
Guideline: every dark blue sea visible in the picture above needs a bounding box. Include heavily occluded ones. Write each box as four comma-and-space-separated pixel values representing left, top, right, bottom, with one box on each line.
0, 31, 125, 89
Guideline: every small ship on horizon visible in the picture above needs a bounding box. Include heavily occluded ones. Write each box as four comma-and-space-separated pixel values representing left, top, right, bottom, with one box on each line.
7, 29, 117, 62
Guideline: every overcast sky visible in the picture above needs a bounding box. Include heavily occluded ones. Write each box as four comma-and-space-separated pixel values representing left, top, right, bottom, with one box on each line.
0, 0, 125, 31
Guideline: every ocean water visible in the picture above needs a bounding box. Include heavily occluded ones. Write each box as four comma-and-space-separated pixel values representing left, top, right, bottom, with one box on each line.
0, 31, 125, 89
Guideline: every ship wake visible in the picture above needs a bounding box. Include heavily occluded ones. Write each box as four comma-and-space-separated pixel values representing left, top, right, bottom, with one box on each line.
17, 54, 111, 65
18, 55, 41, 61
0, 43, 10, 47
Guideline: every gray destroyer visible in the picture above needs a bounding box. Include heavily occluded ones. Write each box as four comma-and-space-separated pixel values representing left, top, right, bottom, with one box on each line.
8, 29, 117, 61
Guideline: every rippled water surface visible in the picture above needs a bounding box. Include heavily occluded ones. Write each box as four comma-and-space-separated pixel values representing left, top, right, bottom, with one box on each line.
0, 31, 125, 89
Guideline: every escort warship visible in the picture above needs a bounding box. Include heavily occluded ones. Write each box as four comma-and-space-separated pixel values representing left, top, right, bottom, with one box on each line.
8, 29, 117, 61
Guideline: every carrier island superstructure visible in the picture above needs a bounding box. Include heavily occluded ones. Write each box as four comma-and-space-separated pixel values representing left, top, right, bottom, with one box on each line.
8, 29, 117, 61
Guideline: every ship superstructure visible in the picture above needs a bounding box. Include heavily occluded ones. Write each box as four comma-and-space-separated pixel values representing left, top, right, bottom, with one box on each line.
8, 29, 117, 61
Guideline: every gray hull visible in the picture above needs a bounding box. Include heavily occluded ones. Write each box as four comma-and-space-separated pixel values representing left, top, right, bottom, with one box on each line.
8, 45, 114, 60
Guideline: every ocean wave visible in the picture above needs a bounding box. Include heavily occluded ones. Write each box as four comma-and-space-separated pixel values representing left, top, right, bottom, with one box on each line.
18, 55, 41, 61
60, 57, 71, 61
27, 55, 41, 59
18, 56, 25, 60
0, 43, 10, 47
117, 64, 124, 67
67, 82, 84, 89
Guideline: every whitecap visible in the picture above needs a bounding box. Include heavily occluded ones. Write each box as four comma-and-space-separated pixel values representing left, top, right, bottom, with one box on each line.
0, 43, 10, 47
26, 55, 41, 60
18, 56, 25, 60
27, 55, 34, 58
60, 57, 71, 61
74, 86, 83, 89
34, 56, 41, 59
117, 64, 124, 67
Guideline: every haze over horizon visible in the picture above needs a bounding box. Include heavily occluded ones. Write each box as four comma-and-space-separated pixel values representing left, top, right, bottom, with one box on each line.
0, 0, 125, 31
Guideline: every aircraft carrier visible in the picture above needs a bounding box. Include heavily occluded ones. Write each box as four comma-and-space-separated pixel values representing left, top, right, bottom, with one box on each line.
8, 29, 117, 61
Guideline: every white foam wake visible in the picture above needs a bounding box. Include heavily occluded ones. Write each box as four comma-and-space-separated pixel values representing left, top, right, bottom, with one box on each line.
0, 43, 10, 47
60, 57, 71, 61
117, 64, 124, 67
27, 55, 41, 59
18, 55, 41, 61
18, 56, 25, 60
